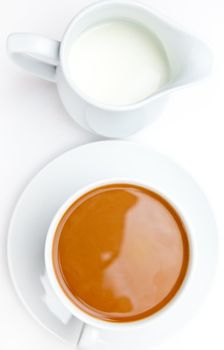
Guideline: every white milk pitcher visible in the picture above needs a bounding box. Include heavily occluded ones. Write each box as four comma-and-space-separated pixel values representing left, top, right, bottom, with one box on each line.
7, 0, 212, 138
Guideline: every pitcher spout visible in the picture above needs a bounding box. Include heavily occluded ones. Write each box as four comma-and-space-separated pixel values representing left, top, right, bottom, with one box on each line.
166, 32, 213, 89
137, 7, 214, 94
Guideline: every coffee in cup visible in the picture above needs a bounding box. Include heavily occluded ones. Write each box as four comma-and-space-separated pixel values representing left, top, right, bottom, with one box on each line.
52, 183, 189, 323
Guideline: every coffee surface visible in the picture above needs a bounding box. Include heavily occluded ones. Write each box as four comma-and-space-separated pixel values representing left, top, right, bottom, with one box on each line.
53, 184, 189, 322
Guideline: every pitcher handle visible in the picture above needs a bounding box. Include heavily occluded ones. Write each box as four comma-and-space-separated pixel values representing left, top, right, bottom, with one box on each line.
7, 33, 60, 82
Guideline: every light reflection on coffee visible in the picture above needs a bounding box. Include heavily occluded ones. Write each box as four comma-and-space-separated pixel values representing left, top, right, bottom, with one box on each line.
53, 184, 189, 322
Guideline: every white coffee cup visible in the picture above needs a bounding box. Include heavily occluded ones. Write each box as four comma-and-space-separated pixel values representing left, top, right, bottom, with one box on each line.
7, 0, 212, 138
45, 177, 193, 347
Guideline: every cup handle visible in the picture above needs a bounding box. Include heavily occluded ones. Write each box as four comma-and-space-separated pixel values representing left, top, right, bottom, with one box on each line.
7, 33, 60, 82
77, 324, 101, 350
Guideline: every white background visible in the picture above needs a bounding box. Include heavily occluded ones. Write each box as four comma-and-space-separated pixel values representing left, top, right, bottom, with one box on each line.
0, 0, 223, 349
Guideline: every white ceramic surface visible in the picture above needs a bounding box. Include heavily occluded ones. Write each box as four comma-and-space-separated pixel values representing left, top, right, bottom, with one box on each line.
7, 0, 212, 137
8, 140, 218, 350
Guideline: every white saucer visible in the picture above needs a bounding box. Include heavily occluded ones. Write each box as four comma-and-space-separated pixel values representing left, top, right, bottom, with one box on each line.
8, 141, 218, 350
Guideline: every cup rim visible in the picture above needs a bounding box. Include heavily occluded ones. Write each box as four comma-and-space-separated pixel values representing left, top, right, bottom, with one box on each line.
59, 0, 171, 112
45, 177, 193, 331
